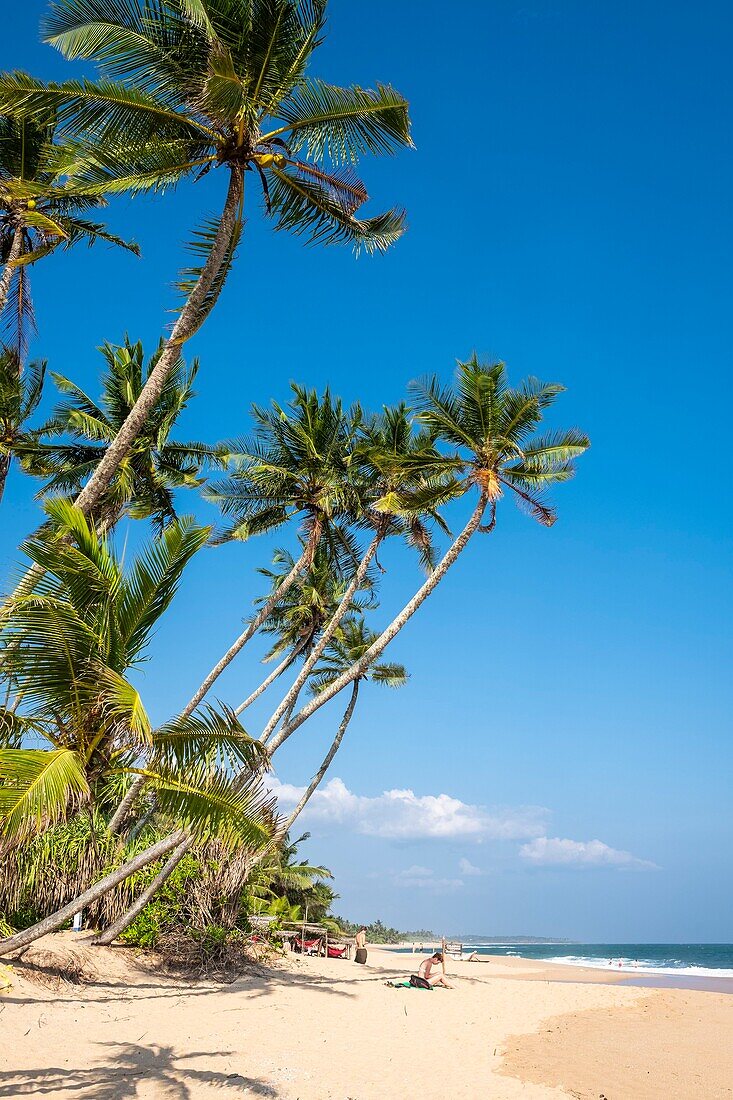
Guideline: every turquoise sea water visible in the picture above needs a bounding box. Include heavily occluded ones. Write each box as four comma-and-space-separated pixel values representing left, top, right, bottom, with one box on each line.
395, 943, 733, 978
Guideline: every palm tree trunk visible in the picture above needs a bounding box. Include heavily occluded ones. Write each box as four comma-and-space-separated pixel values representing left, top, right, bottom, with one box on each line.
0, 453, 10, 505
260, 681, 302, 747
180, 515, 323, 718
234, 640, 305, 717
0, 829, 186, 956
247, 682, 359, 877
107, 775, 147, 836
107, 549, 315, 837
259, 526, 383, 742
280, 680, 358, 830
268, 492, 488, 754
72, 169, 243, 519
0, 228, 23, 320
91, 835, 194, 946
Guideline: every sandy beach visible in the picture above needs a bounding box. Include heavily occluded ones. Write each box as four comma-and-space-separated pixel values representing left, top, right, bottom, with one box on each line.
1, 935, 731, 1099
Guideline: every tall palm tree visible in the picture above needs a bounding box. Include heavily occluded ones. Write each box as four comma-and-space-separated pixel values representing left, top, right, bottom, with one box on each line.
26, 337, 223, 532
260, 402, 457, 743
0, 111, 138, 353
0, 348, 46, 504
268, 354, 589, 752
0, 0, 412, 516
183, 383, 364, 715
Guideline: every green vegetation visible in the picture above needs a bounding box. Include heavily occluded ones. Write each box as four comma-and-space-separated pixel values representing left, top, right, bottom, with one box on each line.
0, 0, 589, 967
334, 918, 437, 944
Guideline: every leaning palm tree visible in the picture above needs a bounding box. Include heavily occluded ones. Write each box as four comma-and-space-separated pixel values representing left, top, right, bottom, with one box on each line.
267, 354, 589, 752
26, 337, 223, 532
183, 382, 365, 715
0, 111, 138, 353
259, 402, 458, 743
0, 0, 412, 516
0, 348, 46, 504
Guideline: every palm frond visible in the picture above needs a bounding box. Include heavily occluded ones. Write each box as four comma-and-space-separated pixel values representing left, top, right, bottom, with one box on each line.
0, 748, 89, 840
273, 79, 412, 165
267, 166, 405, 253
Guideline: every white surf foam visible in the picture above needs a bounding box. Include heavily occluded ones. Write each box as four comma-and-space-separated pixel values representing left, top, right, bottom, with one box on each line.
546, 955, 733, 978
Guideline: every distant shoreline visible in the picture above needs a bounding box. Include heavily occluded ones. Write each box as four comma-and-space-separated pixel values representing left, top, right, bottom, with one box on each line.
383, 942, 733, 994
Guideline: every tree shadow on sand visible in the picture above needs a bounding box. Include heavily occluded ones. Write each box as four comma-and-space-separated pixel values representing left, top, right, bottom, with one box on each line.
0, 1041, 279, 1097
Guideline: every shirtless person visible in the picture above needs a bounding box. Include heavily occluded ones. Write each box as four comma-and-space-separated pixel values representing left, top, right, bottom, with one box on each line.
354, 927, 367, 965
413, 951, 453, 989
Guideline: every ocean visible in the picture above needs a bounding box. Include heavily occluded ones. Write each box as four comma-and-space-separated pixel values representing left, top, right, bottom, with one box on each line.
394, 943, 733, 987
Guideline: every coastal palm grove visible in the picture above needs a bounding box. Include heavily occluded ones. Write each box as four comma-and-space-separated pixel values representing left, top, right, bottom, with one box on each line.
0, 0, 589, 962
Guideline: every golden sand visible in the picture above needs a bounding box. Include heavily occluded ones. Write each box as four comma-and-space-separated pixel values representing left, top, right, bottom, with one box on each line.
0, 934, 731, 1098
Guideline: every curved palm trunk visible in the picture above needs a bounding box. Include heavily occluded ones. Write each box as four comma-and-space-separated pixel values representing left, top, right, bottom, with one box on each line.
268, 492, 488, 754
91, 834, 194, 946
180, 516, 323, 718
108, 559, 315, 837
107, 775, 147, 836
259, 527, 383, 742
234, 641, 304, 717
260, 680, 302, 747
279, 680, 358, 831
234, 681, 360, 881
0, 829, 186, 956
73, 169, 243, 519
0, 228, 23, 321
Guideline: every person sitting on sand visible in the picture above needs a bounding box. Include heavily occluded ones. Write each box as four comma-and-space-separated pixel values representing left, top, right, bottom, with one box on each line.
411, 951, 453, 989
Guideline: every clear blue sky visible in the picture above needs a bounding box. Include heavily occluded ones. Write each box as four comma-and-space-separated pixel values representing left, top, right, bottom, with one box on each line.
2, 1, 732, 941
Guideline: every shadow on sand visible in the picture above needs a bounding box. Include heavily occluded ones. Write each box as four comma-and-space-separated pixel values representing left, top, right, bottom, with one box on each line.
0, 1041, 279, 1098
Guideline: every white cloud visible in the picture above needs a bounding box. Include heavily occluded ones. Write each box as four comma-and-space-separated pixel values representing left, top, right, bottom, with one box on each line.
268, 776, 549, 842
458, 857, 483, 876
519, 836, 657, 871
393, 865, 464, 892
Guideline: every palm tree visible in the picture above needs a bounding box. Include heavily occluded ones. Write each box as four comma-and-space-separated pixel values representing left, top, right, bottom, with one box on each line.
234, 539, 374, 716
182, 383, 364, 716
248, 831, 337, 923
0, 499, 273, 843
0, 348, 46, 504
0, 500, 276, 954
268, 354, 589, 752
0, 0, 412, 516
0, 111, 138, 353
26, 336, 223, 532
260, 402, 457, 743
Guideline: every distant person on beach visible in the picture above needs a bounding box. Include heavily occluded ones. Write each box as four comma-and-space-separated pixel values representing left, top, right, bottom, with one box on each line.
410, 951, 453, 989
355, 928, 367, 965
